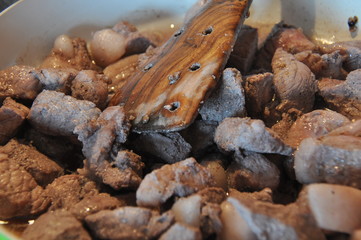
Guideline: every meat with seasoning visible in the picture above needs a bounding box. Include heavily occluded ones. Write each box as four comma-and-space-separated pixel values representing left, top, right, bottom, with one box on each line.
0, 97, 29, 145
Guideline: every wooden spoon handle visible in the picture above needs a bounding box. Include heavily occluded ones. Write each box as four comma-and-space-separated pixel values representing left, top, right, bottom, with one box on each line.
109, 0, 252, 132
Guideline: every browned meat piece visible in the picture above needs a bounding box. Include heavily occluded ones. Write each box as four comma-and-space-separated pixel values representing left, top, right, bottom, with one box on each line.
172, 187, 226, 237
0, 98, 29, 145
227, 25, 258, 74
0, 139, 63, 187
22, 210, 91, 240
70, 193, 124, 220
199, 68, 246, 122
129, 131, 191, 164
104, 54, 139, 97
270, 109, 302, 139
318, 69, 361, 120
298, 183, 361, 234
0, 153, 50, 219
294, 127, 361, 188
160, 223, 202, 240
74, 106, 142, 190
228, 187, 273, 203
25, 129, 81, 169
112, 21, 155, 57
321, 41, 361, 72
41, 36, 99, 71
225, 195, 326, 240
85, 206, 166, 240
214, 117, 293, 156
327, 119, 361, 137
227, 151, 280, 191
0, 65, 42, 101
272, 48, 317, 113
30, 68, 78, 94
285, 109, 350, 148
255, 24, 317, 71
45, 174, 99, 211
147, 211, 176, 239
28, 90, 101, 136
180, 120, 218, 157
245, 72, 274, 119
136, 158, 215, 208
295, 50, 347, 79
71, 70, 109, 109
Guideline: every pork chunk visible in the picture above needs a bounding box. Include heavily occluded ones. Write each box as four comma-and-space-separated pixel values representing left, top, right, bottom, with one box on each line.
227, 151, 280, 191
294, 134, 361, 188
295, 50, 346, 79
129, 131, 191, 164
199, 68, 246, 122
0, 65, 42, 101
244, 72, 274, 119
45, 174, 99, 211
285, 109, 350, 148
214, 117, 293, 156
0, 139, 63, 187
160, 223, 202, 240
227, 25, 258, 74
272, 48, 317, 113
74, 106, 142, 190
0, 98, 29, 145
28, 90, 101, 136
136, 158, 215, 208
71, 70, 109, 109
31, 68, 77, 94
0, 153, 50, 219
256, 24, 317, 71
70, 193, 124, 220
226, 196, 325, 240
318, 69, 361, 120
85, 206, 161, 240
22, 210, 91, 240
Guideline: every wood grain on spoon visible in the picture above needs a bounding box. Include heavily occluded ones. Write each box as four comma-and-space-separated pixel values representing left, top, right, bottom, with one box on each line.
109, 0, 252, 132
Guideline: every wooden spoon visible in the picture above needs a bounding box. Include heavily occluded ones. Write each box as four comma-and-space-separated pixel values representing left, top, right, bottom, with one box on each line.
109, 0, 253, 132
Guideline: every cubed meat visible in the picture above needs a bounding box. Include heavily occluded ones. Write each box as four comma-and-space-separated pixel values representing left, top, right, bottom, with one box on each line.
85, 206, 161, 240
0, 139, 63, 187
225, 195, 325, 240
0, 65, 42, 101
244, 72, 274, 119
214, 117, 293, 156
0, 97, 29, 145
28, 90, 101, 136
227, 151, 280, 191
22, 210, 91, 240
294, 132, 361, 188
0, 153, 50, 219
159, 223, 202, 240
136, 158, 215, 208
74, 106, 142, 190
199, 68, 246, 122
318, 69, 361, 120
285, 109, 350, 148
41, 36, 99, 71
129, 131, 191, 164
227, 25, 258, 74
255, 24, 317, 71
71, 70, 109, 109
45, 174, 99, 211
271, 48, 317, 113
321, 41, 361, 72
295, 50, 346, 79
70, 193, 124, 220
30, 68, 78, 94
